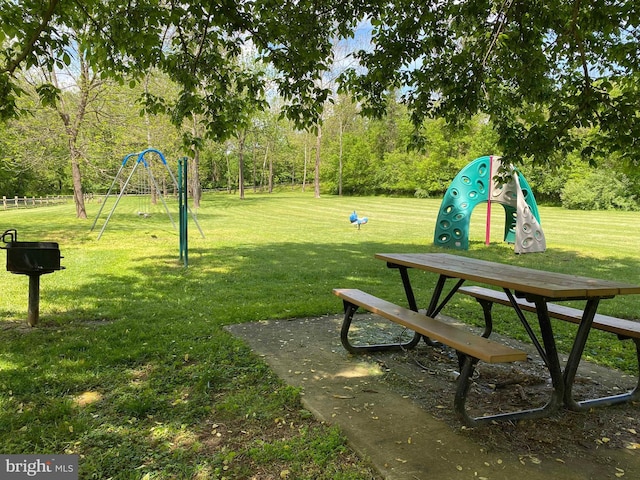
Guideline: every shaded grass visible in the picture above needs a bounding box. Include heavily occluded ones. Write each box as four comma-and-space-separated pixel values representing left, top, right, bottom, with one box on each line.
1, 190, 639, 478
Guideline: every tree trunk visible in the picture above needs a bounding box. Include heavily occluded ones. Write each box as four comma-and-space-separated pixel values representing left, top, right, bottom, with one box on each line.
226, 149, 232, 193
191, 152, 201, 208
338, 119, 344, 196
262, 143, 271, 193
268, 151, 273, 193
58, 102, 87, 219
302, 140, 308, 192
49, 53, 94, 219
70, 147, 86, 219
191, 117, 202, 207
238, 132, 246, 200
314, 124, 322, 198
211, 156, 219, 186
252, 139, 257, 193
291, 153, 296, 190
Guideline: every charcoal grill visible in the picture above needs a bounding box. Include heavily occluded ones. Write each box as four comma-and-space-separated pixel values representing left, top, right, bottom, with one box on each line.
1, 229, 64, 326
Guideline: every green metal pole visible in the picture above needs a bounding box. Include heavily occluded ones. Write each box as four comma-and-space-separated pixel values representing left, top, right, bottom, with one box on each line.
178, 158, 183, 262
183, 158, 188, 267
178, 158, 188, 267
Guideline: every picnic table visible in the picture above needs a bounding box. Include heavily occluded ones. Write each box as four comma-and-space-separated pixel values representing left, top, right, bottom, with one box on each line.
334, 252, 640, 425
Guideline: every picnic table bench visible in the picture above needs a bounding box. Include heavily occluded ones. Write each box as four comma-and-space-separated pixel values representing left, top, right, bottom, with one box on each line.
458, 285, 640, 407
333, 288, 529, 425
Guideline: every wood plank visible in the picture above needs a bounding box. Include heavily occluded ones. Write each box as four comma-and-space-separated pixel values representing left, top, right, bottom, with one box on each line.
375, 253, 640, 299
333, 288, 527, 363
458, 285, 640, 339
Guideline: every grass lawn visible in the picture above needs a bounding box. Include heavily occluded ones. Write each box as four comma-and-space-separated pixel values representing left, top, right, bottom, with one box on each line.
1, 190, 639, 478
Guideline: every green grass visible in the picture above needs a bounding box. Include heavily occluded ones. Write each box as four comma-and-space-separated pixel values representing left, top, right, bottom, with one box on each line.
1, 190, 639, 478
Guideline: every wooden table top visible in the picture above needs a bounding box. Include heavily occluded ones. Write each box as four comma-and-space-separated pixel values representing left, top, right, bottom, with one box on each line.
375, 253, 640, 299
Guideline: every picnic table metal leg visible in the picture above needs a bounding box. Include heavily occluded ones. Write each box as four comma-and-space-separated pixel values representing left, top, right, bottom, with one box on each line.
454, 352, 560, 426
562, 299, 640, 409
339, 300, 421, 354
428, 277, 466, 318
455, 299, 564, 426
505, 289, 549, 367
533, 299, 565, 411
388, 264, 436, 346
563, 298, 598, 409
387, 266, 464, 319
392, 267, 464, 346
426, 275, 447, 315
476, 299, 494, 338
398, 266, 418, 311
565, 336, 640, 409
421, 274, 465, 346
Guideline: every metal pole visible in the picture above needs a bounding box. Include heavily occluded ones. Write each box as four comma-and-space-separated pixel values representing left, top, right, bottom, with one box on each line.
485, 155, 493, 245
184, 159, 188, 266
179, 158, 184, 263
179, 158, 188, 267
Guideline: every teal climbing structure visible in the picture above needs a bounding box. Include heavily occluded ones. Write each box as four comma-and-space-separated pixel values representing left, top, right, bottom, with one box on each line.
433, 156, 545, 252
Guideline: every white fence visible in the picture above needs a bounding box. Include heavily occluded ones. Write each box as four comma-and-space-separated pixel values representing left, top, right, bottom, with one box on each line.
1, 195, 72, 210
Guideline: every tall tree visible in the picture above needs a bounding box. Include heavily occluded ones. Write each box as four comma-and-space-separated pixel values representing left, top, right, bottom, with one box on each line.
237, 130, 247, 199
314, 124, 322, 198
46, 51, 102, 218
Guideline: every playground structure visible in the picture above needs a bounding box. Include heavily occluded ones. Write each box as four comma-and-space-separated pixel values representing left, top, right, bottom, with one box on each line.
349, 211, 368, 229
433, 155, 546, 253
90, 148, 203, 265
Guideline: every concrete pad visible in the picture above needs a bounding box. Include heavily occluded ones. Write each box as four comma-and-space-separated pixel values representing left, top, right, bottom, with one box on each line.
226, 314, 640, 480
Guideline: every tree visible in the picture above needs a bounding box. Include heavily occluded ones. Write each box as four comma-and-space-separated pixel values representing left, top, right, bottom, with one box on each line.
237, 129, 247, 199
329, 95, 360, 196
44, 49, 103, 219
1, 1, 362, 143
340, 1, 640, 168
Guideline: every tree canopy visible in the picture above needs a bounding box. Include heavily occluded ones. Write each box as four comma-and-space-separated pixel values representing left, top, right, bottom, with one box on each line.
2, 1, 639, 168
1, 1, 362, 137
341, 1, 640, 168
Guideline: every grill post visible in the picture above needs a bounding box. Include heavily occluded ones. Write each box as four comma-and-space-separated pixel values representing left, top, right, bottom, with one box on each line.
27, 274, 41, 327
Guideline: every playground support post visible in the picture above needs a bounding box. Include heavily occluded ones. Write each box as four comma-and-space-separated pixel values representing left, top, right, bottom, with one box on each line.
485, 155, 493, 246
178, 157, 188, 267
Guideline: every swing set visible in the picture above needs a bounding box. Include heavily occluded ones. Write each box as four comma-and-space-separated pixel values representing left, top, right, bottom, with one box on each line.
90, 148, 203, 265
